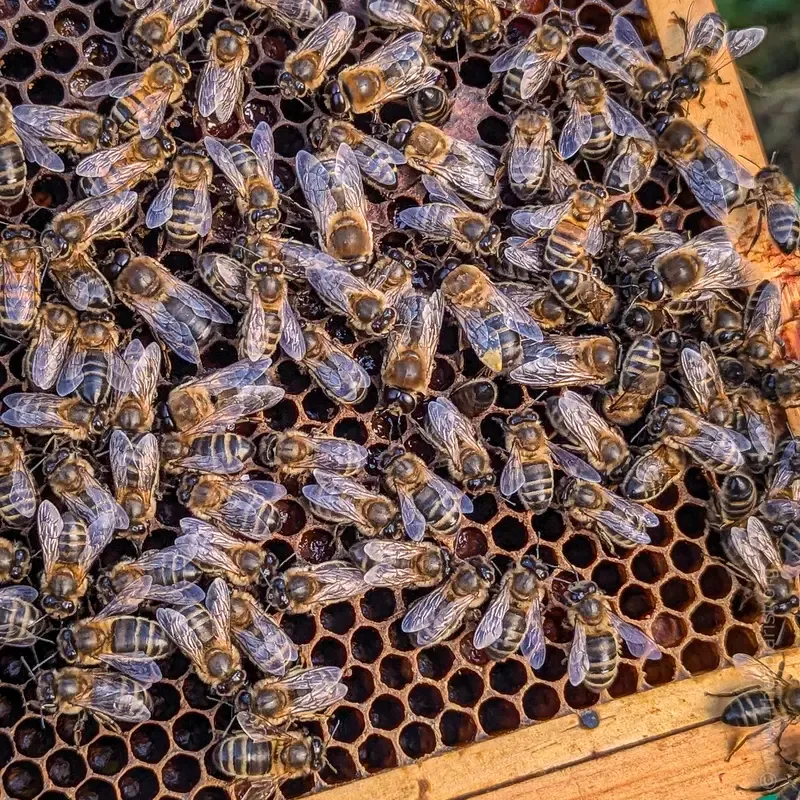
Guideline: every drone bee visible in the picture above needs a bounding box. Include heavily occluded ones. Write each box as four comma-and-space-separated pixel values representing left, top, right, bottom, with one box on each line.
367, 0, 459, 47
112, 250, 232, 366
127, 0, 211, 60
717, 473, 758, 524
748, 165, 800, 254
243, 0, 326, 30
547, 390, 629, 476
352, 539, 450, 589
0, 538, 31, 584
424, 397, 493, 491
0, 394, 107, 441
236, 666, 346, 731
111, 340, 161, 434
205, 123, 281, 231
561, 478, 659, 550
558, 67, 652, 161
565, 579, 660, 692
0, 586, 41, 646
260, 431, 367, 477
0, 225, 42, 337
740, 280, 781, 367
279, 13, 355, 100
109, 431, 159, 543
296, 143, 373, 271
83, 55, 191, 140
197, 19, 250, 124
266, 560, 367, 614
510, 335, 617, 388
490, 18, 572, 105
654, 115, 754, 222
0, 428, 36, 530
324, 32, 440, 117
401, 556, 493, 647
389, 121, 499, 208
601, 335, 663, 426
303, 470, 400, 538
622, 444, 689, 502
300, 325, 371, 405
157, 577, 246, 696
397, 177, 502, 257
474, 557, 550, 667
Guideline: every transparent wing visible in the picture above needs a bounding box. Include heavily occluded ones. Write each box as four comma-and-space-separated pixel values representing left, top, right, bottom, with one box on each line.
603, 98, 652, 141
548, 442, 602, 482
205, 577, 232, 645
426, 397, 476, 468
295, 149, 338, 240
14, 121, 65, 172
489, 42, 526, 73
12, 105, 93, 146
511, 200, 571, 234
70, 191, 138, 241
279, 298, 306, 361
745, 280, 781, 344
134, 87, 172, 140
145, 174, 178, 229
520, 593, 546, 669
278, 666, 347, 713
558, 101, 592, 160
299, 13, 355, 76
398, 488, 427, 542
499, 442, 525, 497
613, 15, 648, 53
94, 576, 153, 620
685, 13, 725, 57
251, 122, 275, 182
9, 455, 37, 519
473, 577, 512, 650
724, 26, 766, 60
37, 500, 64, 576
82, 72, 146, 99
76, 140, 133, 178
204, 136, 248, 198
568, 619, 589, 686
306, 562, 366, 604
397, 203, 461, 239
353, 136, 405, 187
77, 673, 151, 722
555, 390, 610, 462
609, 613, 661, 660
156, 606, 206, 664
577, 47, 635, 87
97, 654, 162, 685
519, 54, 558, 100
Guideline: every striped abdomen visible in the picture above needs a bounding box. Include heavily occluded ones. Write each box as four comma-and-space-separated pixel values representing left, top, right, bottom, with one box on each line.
0, 472, 34, 527
767, 201, 800, 254
0, 598, 37, 631
110, 97, 142, 138
584, 630, 618, 691
148, 558, 202, 587
80, 349, 112, 406
414, 483, 460, 537
228, 143, 258, 181
546, 219, 590, 270
215, 735, 273, 778
502, 68, 524, 107
163, 296, 216, 345
482, 312, 524, 370
111, 617, 172, 657
167, 187, 203, 247
190, 435, 254, 469
518, 460, 554, 513
0, 140, 26, 203
486, 607, 526, 661
721, 690, 775, 727
582, 113, 613, 160
57, 528, 91, 564
182, 604, 215, 645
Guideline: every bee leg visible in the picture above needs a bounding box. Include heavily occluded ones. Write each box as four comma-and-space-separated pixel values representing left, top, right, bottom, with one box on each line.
705, 684, 759, 698
724, 724, 776, 762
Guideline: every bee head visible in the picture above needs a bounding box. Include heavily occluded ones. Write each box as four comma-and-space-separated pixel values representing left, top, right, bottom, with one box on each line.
308, 116, 331, 151
564, 579, 596, 605
465, 473, 494, 493
234, 688, 251, 712
108, 248, 133, 278
377, 444, 405, 471
36, 671, 59, 711
266, 575, 290, 610
214, 668, 246, 697
637, 269, 665, 303
646, 404, 671, 436
56, 628, 79, 662
383, 388, 417, 415
9, 544, 30, 581
646, 83, 672, 109
41, 593, 76, 618
439, 15, 460, 48
521, 555, 552, 583
770, 594, 800, 617
478, 225, 502, 256
621, 304, 653, 336
248, 207, 280, 232
470, 557, 495, 586
278, 69, 306, 99
434, 257, 462, 286
388, 119, 415, 151
166, 54, 192, 82
369, 306, 397, 335
128, 33, 155, 62
43, 448, 71, 476
176, 473, 200, 504
324, 79, 350, 117
40, 229, 69, 260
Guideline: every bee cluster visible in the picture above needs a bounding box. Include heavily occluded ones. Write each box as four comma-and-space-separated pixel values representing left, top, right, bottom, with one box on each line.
0, 0, 800, 796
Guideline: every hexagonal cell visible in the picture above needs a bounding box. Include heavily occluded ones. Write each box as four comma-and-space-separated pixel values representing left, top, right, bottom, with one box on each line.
320, 747, 358, 786
681, 639, 720, 675
631, 550, 668, 584
321, 602, 357, 634
76, 779, 117, 800
417, 644, 455, 680
400, 722, 436, 759
522, 683, 561, 721
536, 646, 568, 681
380, 654, 413, 689
119, 767, 158, 800
15, 717, 55, 757
172, 712, 212, 751
619, 584, 656, 620
608, 663, 639, 699
479, 698, 520, 734
329, 705, 365, 743
675, 503, 706, 538
490, 659, 528, 695
691, 602, 726, 635
592, 560, 626, 595
670, 540, 704, 574
725, 625, 759, 657
46, 749, 87, 787
3, 761, 43, 800
651, 612, 689, 648
161, 754, 201, 793
148, 683, 181, 721
649, 484, 680, 511
311, 636, 348, 667
564, 682, 600, 710
358, 734, 398, 773
87, 736, 128, 775
563, 534, 597, 568
409, 683, 444, 718
448, 668, 485, 707
360, 588, 396, 622
660, 577, 696, 611
351, 626, 384, 663
644, 653, 677, 686
369, 694, 405, 730
343, 665, 374, 703
454, 527, 488, 558
0, 687, 24, 727
129, 724, 169, 764
492, 515, 527, 551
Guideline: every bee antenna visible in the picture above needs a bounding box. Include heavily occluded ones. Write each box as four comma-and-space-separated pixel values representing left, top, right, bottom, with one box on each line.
277, 551, 297, 570
489, 558, 503, 579
738, 153, 761, 169
629, 423, 648, 443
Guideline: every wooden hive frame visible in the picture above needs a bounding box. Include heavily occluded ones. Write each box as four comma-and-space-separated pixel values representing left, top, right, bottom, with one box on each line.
316, 0, 800, 797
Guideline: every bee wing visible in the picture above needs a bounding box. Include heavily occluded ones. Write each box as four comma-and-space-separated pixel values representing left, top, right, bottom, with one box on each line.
190, 172, 213, 237
558, 100, 593, 160
71, 190, 139, 241
310, 437, 368, 472
55, 343, 87, 398
421, 175, 470, 208
79, 487, 128, 551
621, 447, 682, 501
36, 500, 64, 577
745, 280, 781, 343
677, 418, 748, 470
134, 87, 173, 140
602, 97, 652, 142
145, 172, 178, 229
490, 289, 543, 343
306, 265, 373, 318
741, 399, 774, 461
279, 298, 306, 361
568, 618, 589, 686
728, 518, 780, 587
548, 156, 579, 203
156, 606, 206, 665
79, 672, 152, 721
181, 357, 274, 397
125, 340, 161, 406
609, 613, 660, 660
730, 653, 785, 686
684, 13, 725, 57
413, 591, 475, 646
82, 71, 146, 99
296, 149, 338, 240
204, 136, 248, 197
0, 250, 36, 342
251, 122, 276, 182
335, 142, 368, 217
489, 42, 526, 73
198, 253, 250, 304
724, 26, 766, 59
97, 654, 162, 685
590, 509, 652, 545
547, 442, 602, 482
131, 432, 159, 490
576, 47, 636, 87
206, 577, 233, 645
499, 441, 526, 498
519, 53, 557, 100
94, 575, 153, 619
508, 126, 549, 186
501, 237, 546, 278
299, 12, 356, 74
75, 140, 132, 178
307, 561, 366, 604
425, 397, 473, 466
2, 393, 73, 433
12, 105, 90, 147
679, 343, 718, 416
278, 666, 347, 713
520, 593, 547, 669
9, 451, 37, 519
159, 0, 209, 41
473, 576, 512, 650
398, 487, 428, 542
176, 532, 243, 577
243, 290, 268, 362
353, 136, 405, 188
364, 31, 440, 95
449, 138, 499, 178
601, 486, 659, 528
511, 199, 571, 234
309, 349, 370, 404
397, 203, 461, 239
612, 15, 648, 53
108, 428, 134, 489
367, 0, 425, 31
12, 120, 65, 172
554, 390, 608, 461
402, 582, 450, 632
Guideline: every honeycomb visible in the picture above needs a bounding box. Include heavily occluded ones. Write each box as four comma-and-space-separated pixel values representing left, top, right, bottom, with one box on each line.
0, 0, 784, 797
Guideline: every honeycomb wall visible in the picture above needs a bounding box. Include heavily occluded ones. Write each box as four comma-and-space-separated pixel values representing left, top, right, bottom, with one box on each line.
0, 0, 781, 797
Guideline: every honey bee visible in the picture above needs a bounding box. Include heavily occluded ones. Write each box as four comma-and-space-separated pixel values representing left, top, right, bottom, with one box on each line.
368, 249, 414, 305
56, 576, 173, 684
309, 117, 407, 190
600, 335, 663, 426
622, 443, 688, 502
352, 539, 451, 589
410, 82, 453, 127
0, 427, 35, 531
229, 589, 297, 677
603, 135, 658, 196
76, 131, 175, 197
490, 17, 571, 105
157, 577, 245, 695
0, 585, 41, 645
449, 378, 497, 418
558, 67, 653, 161
36, 668, 152, 733
578, 16, 670, 108
740, 280, 781, 367
306, 265, 396, 336
37, 500, 111, 619
300, 325, 371, 405
112, 250, 232, 365
303, 469, 400, 538
654, 115, 754, 222
145, 144, 212, 246
1, 394, 106, 441
511, 182, 608, 272
669, 12, 765, 104
213, 731, 323, 800
736, 388, 777, 473
440, 262, 542, 373
197, 19, 250, 124
424, 397, 493, 491
380, 446, 472, 541
83, 56, 191, 140
296, 143, 373, 271
109, 431, 159, 543
0, 225, 42, 337
748, 165, 800, 254
397, 177, 502, 257
178, 473, 286, 541
128, 0, 210, 60
390, 121, 499, 208
111, 340, 161, 434
646, 405, 750, 474
266, 560, 367, 614
176, 518, 276, 587
279, 12, 355, 100
619, 227, 685, 270
547, 390, 629, 476
565, 579, 661, 692
236, 667, 347, 732
367, 0, 459, 47
679, 342, 733, 426
510, 334, 616, 389
717, 473, 758, 524
0, 538, 31, 584
474, 557, 551, 667
499, 282, 572, 329
549, 268, 617, 324
402, 556, 493, 647
325, 32, 440, 117
724, 517, 800, 623
259, 431, 367, 477
205, 125, 281, 232
243, 0, 326, 30
0, 95, 65, 203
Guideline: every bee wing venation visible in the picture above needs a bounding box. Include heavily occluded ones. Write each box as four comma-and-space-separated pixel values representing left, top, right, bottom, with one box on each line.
559, 101, 593, 160
511, 200, 571, 234
521, 594, 546, 669
157, 606, 206, 663
402, 583, 449, 632
204, 136, 248, 197
473, 578, 512, 649
81, 672, 151, 723
724, 27, 766, 59
568, 618, 589, 686
548, 442, 602, 482
97, 654, 163, 685
146, 174, 178, 228
609, 612, 660, 660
